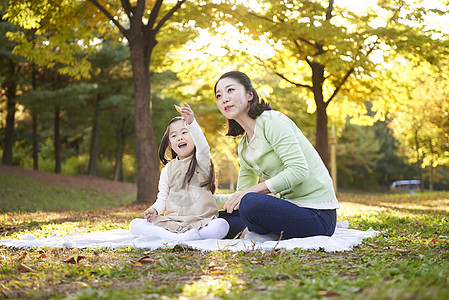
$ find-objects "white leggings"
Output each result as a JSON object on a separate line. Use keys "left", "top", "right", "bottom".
{"left": 129, "top": 218, "right": 229, "bottom": 241}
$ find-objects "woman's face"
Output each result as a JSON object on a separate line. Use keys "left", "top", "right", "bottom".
{"left": 168, "top": 120, "right": 195, "bottom": 160}
{"left": 215, "top": 77, "right": 253, "bottom": 120}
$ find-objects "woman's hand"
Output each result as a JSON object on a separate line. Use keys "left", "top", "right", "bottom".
{"left": 144, "top": 207, "right": 158, "bottom": 222}
{"left": 224, "top": 190, "right": 249, "bottom": 213}
{"left": 224, "top": 182, "right": 271, "bottom": 213}
{"left": 179, "top": 102, "right": 194, "bottom": 125}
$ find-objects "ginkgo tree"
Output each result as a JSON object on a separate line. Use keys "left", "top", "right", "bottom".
{"left": 216, "top": 0, "right": 449, "bottom": 167}
{"left": 5, "top": 0, "right": 217, "bottom": 203}
{"left": 382, "top": 60, "right": 449, "bottom": 191}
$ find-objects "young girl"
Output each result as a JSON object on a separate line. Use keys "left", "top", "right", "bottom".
{"left": 129, "top": 103, "right": 229, "bottom": 241}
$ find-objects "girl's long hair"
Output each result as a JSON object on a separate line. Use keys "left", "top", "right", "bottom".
{"left": 214, "top": 71, "right": 271, "bottom": 136}
{"left": 158, "top": 117, "right": 216, "bottom": 194}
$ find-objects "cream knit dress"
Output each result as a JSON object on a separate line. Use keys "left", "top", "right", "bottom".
{"left": 153, "top": 157, "right": 218, "bottom": 233}
{"left": 151, "top": 119, "right": 218, "bottom": 233}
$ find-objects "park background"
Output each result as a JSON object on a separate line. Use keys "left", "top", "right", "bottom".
{"left": 1, "top": 0, "right": 449, "bottom": 201}
{"left": 1, "top": 1, "right": 449, "bottom": 299}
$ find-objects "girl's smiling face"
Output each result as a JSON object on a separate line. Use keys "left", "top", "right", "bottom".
{"left": 168, "top": 119, "right": 195, "bottom": 160}
{"left": 215, "top": 77, "right": 253, "bottom": 120}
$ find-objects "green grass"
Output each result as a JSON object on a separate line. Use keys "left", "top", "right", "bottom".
{"left": 0, "top": 173, "right": 135, "bottom": 213}
{"left": 0, "top": 171, "right": 448, "bottom": 299}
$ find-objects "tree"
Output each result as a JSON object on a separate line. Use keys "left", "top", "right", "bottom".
{"left": 218, "top": 0, "right": 449, "bottom": 167}
{"left": 382, "top": 60, "right": 449, "bottom": 191}
{"left": 85, "top": 0, "right": 161, "bottom": 201}
{"left": 337, "top": 121, "right": 383, "bottom": 190}
{"left": 88, "top": 0, "right": 220, "bottom": 202}
{"left": 22, "top": 79, "right": 96, "bottom": 172}
{"left": 372, "top": 119, "right": 412, "bottom": 192}
{"left": 0, "top": 3, "right": 22, "bottom": 165}
{"left": 86, "top": 39, "right": 131, "bottom": 176}
{"left": 4, "top": 0, "right": 105, "bottom": 171}
{"left": 5, "top": 0, "right": 217, "bottom": 203}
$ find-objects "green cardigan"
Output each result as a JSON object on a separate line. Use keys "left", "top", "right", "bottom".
{"left": 237, "top": 110, "right": 338, "bottom": 208}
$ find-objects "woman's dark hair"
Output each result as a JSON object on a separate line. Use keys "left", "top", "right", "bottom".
{"left": 158, "top": 117, "right": 216, "bottom": 194}
{"left": 214, "top": 71, "right": 271, "bottom": 136}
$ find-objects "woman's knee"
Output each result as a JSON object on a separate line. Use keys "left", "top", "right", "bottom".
{"left": 240, "top": 192, "right": 264, "bottom": 206}
{"left": 239, "top": 192, "right": 265, "bottom": 216}
{"left": 324, "top": 210, "right": 337, "bottom": 236}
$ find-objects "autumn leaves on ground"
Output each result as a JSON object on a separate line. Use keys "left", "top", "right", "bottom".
{"left": 1, "top": 166, "right": 448, "bottom": 299}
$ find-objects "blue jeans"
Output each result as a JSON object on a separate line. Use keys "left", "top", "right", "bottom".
{"left": 218, "top": 192, "right": 337, "bottom": 239}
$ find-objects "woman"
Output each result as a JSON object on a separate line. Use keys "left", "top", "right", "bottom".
{"left": 215, "top": 71, "right": 339, "bottom": 240}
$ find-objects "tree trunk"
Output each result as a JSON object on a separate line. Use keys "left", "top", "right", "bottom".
{"left": 380, "top": 173, "right": 386, "bottom": 192}
{"left": 54, "top": 104, "right": 61, "bottom": 173}
{"left": 113, "top": 135, "right": 124, "bottom": 182}
{"left": 113, "top": 116, "right": 127, "bottom": 182}
{"left": 88, "top": 95, "right": 101, "bottom": 176}
{"left": 428, "top": 138, "right": 434, "bottom": 192}
{"left": 113, "top": 145, "right": 124, "bottom": 182}
{"left": 2, "top": 60, "right": 18, "bottom": 166}
{"left": 428, "top": 161, "right": 434, "bottom": 192}
{"left": 342, "top": 171, "right": 347, "bottom": 189}
{"left": 414, "top": 129, "right": 423, "bottom": 192}
{"left": 32, "top": 112, "right": 39, "bottom": 170}
{"left": 311, "top": 62, "right": 329, "bottom": 168}
{"left": 129, "top": 38, "right": 160, "bottom": 204}
{"left": 2, "top": 89, "right": 16, "bottom": 166}
{"left": 363, "top": 173, "right": 368, "bottom": 190}
{"left": 32, "top": 65, "right": 39, "bottom": 171}
{"left": 86, "top": 0, "right": 187, "bottom": 203}
{"left": 385, "top": 175, "right": 391, "bottom": 191}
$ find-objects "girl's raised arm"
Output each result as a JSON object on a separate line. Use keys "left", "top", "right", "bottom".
{"left": 187, "top": 119, "right": 210, "bottom": 175}
{"left": 179, "top": 103, "right": 210, "bottom": 174}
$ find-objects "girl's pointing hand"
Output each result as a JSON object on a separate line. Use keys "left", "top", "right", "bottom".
{"left": 179, "top": 102, "right": 194, "bottom": 125}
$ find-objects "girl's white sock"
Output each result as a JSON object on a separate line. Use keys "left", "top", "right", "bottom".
{"left": 198, "top": 218, "right": 230, "bottom": 240}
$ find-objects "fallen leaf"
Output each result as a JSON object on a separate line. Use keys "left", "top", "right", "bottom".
{"left": 318, "top": 290, "right": 340, "bottom": 296}
{"left": 389, "top": 247, "right": 410, "bottom": 253}
{"left": 18, "top": 263, "right": 36, "bottom": 273}
{"left": 158, "top": 246, "right": 174, "bottom": 251}
{"left": 137, "top": 257, "right": 157, "bottom": 264}
{"left": 38, "top": 253, "right": 47, "bottom": 259}
{"left": 14, "top": 252, "right": 27, "bottom": 261}
{"left": 209, "top": 270, "right": 226, "bottom": 275}
{"left": 182, "top": 254, "right": 194, "bottom": 258}
{"left": 63, "top": 255, "right": 86, "bottom": 264}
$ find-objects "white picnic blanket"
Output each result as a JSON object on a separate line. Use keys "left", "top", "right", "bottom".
{"left": 0, "top": 227, "right": 378, "bottom": 252}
